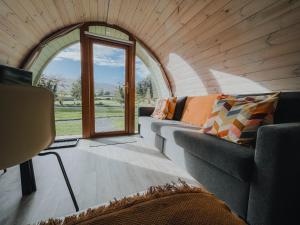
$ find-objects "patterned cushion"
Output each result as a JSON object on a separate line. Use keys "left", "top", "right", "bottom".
{"left": 151, "top": 97, "right": 177, "bottom": 120}
{"left": 151, "top": 98, "right": 169, "bottom": 119}
{"left": 203, "top": 93, "right": 279, "bottom": 145}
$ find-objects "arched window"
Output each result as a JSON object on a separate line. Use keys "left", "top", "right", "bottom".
{"left": 25, "top": 23, "right": 171, "bottom": 137}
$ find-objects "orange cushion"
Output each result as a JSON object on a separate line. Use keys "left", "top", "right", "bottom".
{"left": 181, "top": 94, "right": 219, "bottom": 126}
{"left": 166, "top": 96, "right": 177, "bottom": 119}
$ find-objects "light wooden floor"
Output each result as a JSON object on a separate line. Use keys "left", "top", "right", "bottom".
{"left": 0, "top": 136, "right": 200, "bottom": 225}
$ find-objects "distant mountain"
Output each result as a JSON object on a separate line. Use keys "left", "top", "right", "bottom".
{"left": 94, "top": 82, "right": 117, "bottom": 93}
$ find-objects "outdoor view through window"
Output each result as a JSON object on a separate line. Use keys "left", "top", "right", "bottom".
{"left": 38, "top": 42, "right": 158, "bottom": 137}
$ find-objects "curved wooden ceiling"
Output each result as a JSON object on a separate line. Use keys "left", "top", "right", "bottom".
{"left": 0, "top": 0, "right": 300, "bottom": 95}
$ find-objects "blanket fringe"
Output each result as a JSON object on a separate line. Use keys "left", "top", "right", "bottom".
{"left": 37, "top": 179, "right": 210, "bottom": 225}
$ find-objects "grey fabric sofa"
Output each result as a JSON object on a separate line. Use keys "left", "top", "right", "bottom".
{"left": 138, "top": 92, "right": 300, "bottom": 225}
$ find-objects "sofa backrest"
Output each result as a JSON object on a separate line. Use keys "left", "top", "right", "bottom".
{"left": 174, "top": 92, "right": 299, "bottom": 126}
{"left": 274, "top": 92, "right": 300, "bottom": 124}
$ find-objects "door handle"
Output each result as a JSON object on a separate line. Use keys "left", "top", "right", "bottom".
{"left": 123, "top": 82, "right": 129, "bottom": 95}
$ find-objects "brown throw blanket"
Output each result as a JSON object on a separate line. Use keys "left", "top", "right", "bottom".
{"left": 38, "top": 181, "right": 246, "bottom": 225}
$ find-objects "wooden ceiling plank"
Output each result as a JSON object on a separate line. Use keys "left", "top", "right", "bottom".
{"left": 157, "top": 0, "right": 216, "bottom": 48}
{"left": 127, "top": 0, "right": 146, "bottom": 31}
{"left": 259, "top": 77, "right": 300, "bottom": 91}
{"left": 0, "top": 42, "right": 24, "bottom": 65}
{"left": 107, "top": 0, "right": 122, "bottom": 25}
{"left": 0, "top": 0, "right": 42, "bottom": 43}
{"left": 53, "top": 0, "right": 74, "bottom": 25}
{"left": 142, "top": 0, "right": 183, "bottom": 43}
{"left": 117, "top": 0, "right": 140, "bottom": 29}
{"left": 186, "top": 51, "right": 300, "bottom": 83}
{"left": 41, "top": 0, "right": 66, "bottom": 27}
{"left": 178, "top": 17, "right": 300, "bottom": 65}
{"left": 83, "top": 0, "right": 91, "bottom": 22}
{"left": 177, "top": 0, "right": 298, "bottom": 62}
{"left": 148, "top": 0, "right": 203, "bottom": 49}
{"left": 0, "top": 1, "right": 41, "bottom": 42}
{"left": 88, "top": 0, "right": 97, "bottom": 22}
{"left": 29, "top": 0, "right": 57, "bottom": 32}
{"left": 130, "top": 0, "right": 160, "bottom": 33}
{"left": 61, "top": 0, "right": 78, "bottom": 24}
{"left": 157, "top": 0, "right": 246, "bottom": 58}
{"left": 0, "top": 20, "right": 32, "bottom": 50}
{"left": 244, "top": 65, "right": 300, "bottom": 82}
{"left": 135, "top": 0, "right": 170, "bottom": 37}
{"left": 164, "top": 0, "right": 275, "bottom": 61}
{"left": 18, "top": 0, "right": 53, "bottom": 36}
{"left": 174, "top": 5, "right": 300, "bottom": 71}
{"left": 72, "top": 0, "right": 85, "bottom": 23}
{"left": 0, "top": 28, "right": 28, "bottom": 52}
{"left": 196, "top": 0, "right": 299, "bottom": 49}
{"left": 97, "top": 0, "right": 110, "bottom": 22}
{"left": 173, "top": 64, "right": 300, "bottom": 85}
{"left": 0, "top": 0, "right": 299, "bottom": 93}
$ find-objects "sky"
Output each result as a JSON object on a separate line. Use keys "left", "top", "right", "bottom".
{"left": 43, "top": 43, "right": 149, "bottom": 85}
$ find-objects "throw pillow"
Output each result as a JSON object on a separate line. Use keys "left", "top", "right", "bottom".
{"left": 166, "top": 96, "right": 177, "bottom": 120}
{"left": 181, "top": 94, "right": 219, "bottom": 127}
{"left": 151, "top": 98, "right": 169, "bottom": 119}
{"left": 151, "top": 97, "right": 177, "bottom": 120}
{"left": 203, "top": 93, "right": 279, "bottom": 145}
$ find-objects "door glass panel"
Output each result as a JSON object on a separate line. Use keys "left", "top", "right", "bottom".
{"left": 92, "top": 43, "right": 126, "bottom": 133}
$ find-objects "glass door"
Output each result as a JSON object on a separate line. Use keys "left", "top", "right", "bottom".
{"left": 90, "top": 41, "right": 128, "bottom": 136}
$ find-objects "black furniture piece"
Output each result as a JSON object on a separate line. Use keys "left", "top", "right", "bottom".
{"left": 20, "top": 160, "right": 37, "bottom": 195}
{"left": 138, "top": 92, "right": 300, "bottom": 225}
{"left": 38, "top": 151, "right": 79, "bottom": 211}
{"left": 18, "top": 151, "right": 79, "bottom": 212}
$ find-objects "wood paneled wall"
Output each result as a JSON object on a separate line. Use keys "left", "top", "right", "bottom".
{"left": 0, "top": 0, "right": 299, "bottom": 95}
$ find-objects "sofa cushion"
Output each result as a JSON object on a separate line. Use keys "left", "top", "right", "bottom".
{"left": 181, "top": 94, "right": 219, "bottom": 126}
{"left": 151, "top": 98, "right": 169, "bottom": 119}
{"left": 151, "top": 119, "right": 200, "bottom": 137}
{"left": 173, "top": 96, "right": 187, "bottom": 121}
{"left": 174, "top": 130, "right": 254, "bottom": 182}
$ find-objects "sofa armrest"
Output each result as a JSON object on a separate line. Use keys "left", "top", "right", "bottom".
{"left": 247, "top": 123, "right": 300, "bottom": 225}
{"left": 138, "top": 107, "right": 155, "bottom": 117}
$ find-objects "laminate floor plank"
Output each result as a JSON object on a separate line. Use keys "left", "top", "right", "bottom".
{"left": 0, "top": 137, "right": 200, "bottom": 225}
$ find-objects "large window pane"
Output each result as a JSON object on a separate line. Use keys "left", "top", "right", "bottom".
{"left": 37, "top": 43, "right": 82, "bottom": 137}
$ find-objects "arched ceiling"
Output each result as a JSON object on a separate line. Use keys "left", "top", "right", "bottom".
{"left": 0, "top": 0, "right": 300, "bottom": 95}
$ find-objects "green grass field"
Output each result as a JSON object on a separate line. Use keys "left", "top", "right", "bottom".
{"left": 54, "top": 99, "right": 151, "bottom": 136}
{"left": 55, "top": 106, "right": 124, "bottom": 120}
{"left": 55, "top": 120, "right": 82, "bottom": 136}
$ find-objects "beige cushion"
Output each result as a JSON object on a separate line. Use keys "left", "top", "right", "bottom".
{"left": 0, "top": 84, "right": 55, "bottom": 169}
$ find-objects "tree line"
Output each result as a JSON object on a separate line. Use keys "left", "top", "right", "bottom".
{"left": 37, "top": 75, "right": 155, "bottom": 106}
